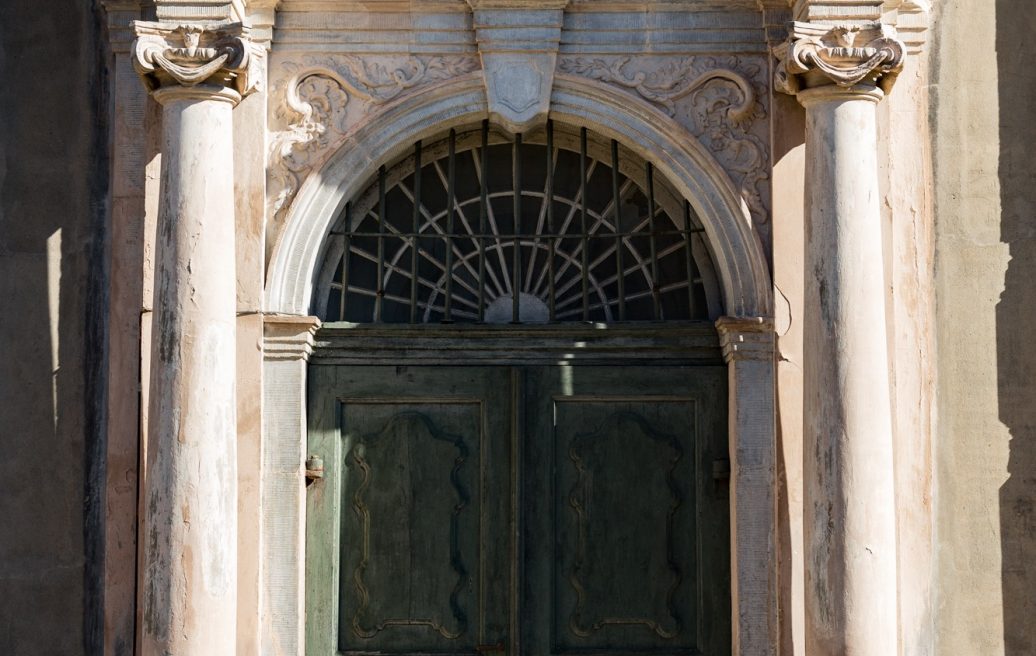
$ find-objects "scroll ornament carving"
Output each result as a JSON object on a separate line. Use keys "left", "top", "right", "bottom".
{"left": 267, "top": 56, "right": 480, "bottom": 224}
{"left": 132, "top": 22, "right": 256, "bottom": 96}
{"left": 775, "top": 23, "right": 906, "bottom": 95}
{"left": 558, "top": 56, "right": 770, "bottom": 225}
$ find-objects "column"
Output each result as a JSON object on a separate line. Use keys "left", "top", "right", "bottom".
{"left": 776, "top": 22, "right": 905, "bottom": 656}
{"left": 131, "top": 21, "right": 255, "bottom": 655}
{"left": 716, "top": 317, "right": 778, "bottom": 655}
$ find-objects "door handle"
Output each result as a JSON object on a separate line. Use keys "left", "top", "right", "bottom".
{"left": 476, "top": 642, "right": 505, "bottom": 655}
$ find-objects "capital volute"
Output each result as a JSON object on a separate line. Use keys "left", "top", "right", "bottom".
{"left": 775, "top": 22, "right": 905, "bottom": 96}
{"left": 132, "top": 21, "right": 258, "bottom": 101}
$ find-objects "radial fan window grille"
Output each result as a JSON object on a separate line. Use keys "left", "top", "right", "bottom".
{"left": 315, "top": 122, "right": 722, "bottom": 324}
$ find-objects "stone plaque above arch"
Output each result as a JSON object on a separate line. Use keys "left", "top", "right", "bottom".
{"left": 467, "top": 0, "right": 569, "bottom": 134}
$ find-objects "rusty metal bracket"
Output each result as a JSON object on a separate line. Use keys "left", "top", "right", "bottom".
{"left": 305, "top": 455, "right": 324, "bottom": 483}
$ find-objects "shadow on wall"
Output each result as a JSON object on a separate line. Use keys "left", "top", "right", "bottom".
{"left": 996, "top": 1, "right": 1036, "bottom": 654}
{"left": 0, "top": 2, "right": 109, "bottom": 655}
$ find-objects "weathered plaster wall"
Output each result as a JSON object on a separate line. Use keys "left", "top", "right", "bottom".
{"left": 0, "top": 2, "right": 109, "bottom": 655}
{"left": 931, "top": 1, "right": 1036, "bottom": 653}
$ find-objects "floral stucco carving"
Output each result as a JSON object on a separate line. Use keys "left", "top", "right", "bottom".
{"left": 267, "top": 55, "right": 480, "bottom": 225}
{"left": 559, "top": 56, "right": 771, "bottom": 225}
{"left": 775, "top": 22, "right": 905, "bottom": 94}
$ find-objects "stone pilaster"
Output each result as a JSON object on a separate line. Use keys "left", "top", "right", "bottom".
{"left": 132, "top": 21, "right": 255, "bottom": 655}
{"left": 775, "top": 20, "right": 904, "bottom": 656}
{"left": 717, "top": 317, "right": 778, "bottom": 656}
{"left": 101, "top": 4, "right": 149, "bottom": 654}
{"left": 262, "top": 315, "right": 320, "bottom": 656}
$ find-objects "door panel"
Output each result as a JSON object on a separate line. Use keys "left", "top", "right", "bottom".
{"left": 307, "top": 364, "right": 729, "bottom": 656}
{"left": 554, "top": 400, "right": 698, "bottom": 651}
{"left": 340, "top": 402, "right": 479, "bottom": 650}
{"left": 307, "top": 366, "right": 515, "bottom": 656}
{"left": 523, "top": 366, "right": 730, "bottom": 656}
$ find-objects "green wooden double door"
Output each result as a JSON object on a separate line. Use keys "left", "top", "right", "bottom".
{"left": 307, "top": 365, "right": 730, "bottom": 655}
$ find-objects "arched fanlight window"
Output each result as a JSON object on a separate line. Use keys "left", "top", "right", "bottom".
{"left": 314, "top": 121, "right": 723, "bottom": 324}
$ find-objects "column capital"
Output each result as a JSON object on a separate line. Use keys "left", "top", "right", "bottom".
{"left": 132, "top": 21, "right": 258, "bottom": 101}
{"left": 774, "top": 21, "right": 905, "bottom": 96}
{"left": 716, "top": 316, "right": 775, "bottom": 364}
{"left": 264, "top": 314, "right": 321, "bottom": 362}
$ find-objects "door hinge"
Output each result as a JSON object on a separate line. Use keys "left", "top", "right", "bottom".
{"left": 305, "top": 455, "right": 325, "bottom": 483}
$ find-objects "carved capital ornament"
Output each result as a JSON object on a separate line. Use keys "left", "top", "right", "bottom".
{"left": 132, "top": 21, "right": 257, "bottom": 101}
{"left": 775, "top": 22, "right": 905, "bottom": 95}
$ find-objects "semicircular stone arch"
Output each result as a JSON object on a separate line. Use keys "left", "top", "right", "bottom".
{"left": 265, "top": 73, "right": 772, "bottom": 319}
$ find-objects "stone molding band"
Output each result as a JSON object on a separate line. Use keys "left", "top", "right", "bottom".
{"left": 775, "top": 22, "right": 905, "bottom": 96}
{"left": 132, "top": 21, "right": 257, "bottom": 100}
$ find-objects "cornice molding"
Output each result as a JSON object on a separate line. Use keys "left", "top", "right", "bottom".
{"left": 132, "top": 21, "right": 259, "bottom": 100}
{"left": 884, "top": 0, "right": 930, "bottom": 54}
{"left": 774, "top": 21, "right": 904, "bottom": 95}
{"left": 716, "top": 316, "right": 775, "bottom": 363}
{"left": 151, "top": 0, "right": 237, "bottom": 23}
{"left": 466, "top": 0, "right": 569, "bottom": 7}
{"left": 792, "top": 0, "right": 884, "bottom": 25}
{"left": 102, "top": 1, "right": 144, "bottom": 53}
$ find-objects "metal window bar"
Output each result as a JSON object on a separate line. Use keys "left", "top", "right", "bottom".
{"left": 375, "top": 167, "right": 386, "bottom": 322}
{"left": 443, "top": 129, "right": 458, "bottom": 322}
{"left": 410, "top": 141, "right": 422, "bottom": 324}
{"left": 546, "top": 120, "right": 556, "bottom": 322}
{"left": 478, "top": 120, "right": 489, "bottom": 322}
{"left": 512, "top": 132, "right": 523, "bottom": 323}
{"left": 683, "top": 199, "right": 698, "bottom": 319}
{"left": 646, "top": 162, "right": 661, "bottom": 320}
{"left": 579, "top": 127, "right": 590, "bottom": 321}
{"left": 338, "top": 203, "right": 351, "bottom": 321}
{"left": 610, "top": 139, "right": 626, "bottom": 321}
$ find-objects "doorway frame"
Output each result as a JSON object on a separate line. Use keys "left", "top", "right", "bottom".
{"left": 263, "top": 316, "right": 774, "bottom": 654}
{"left": 303, "top": 325, "right": 733, "bottom": 655}
{"left": 262, "top": 66, "right": 776, "bottom": 656}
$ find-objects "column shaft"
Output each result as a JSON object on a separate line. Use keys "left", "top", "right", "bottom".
{"left": 142, "top": 87, "right": 239, "bottom": 655}
{"left": 801, "top": 86, "right": 897, "bottom": 655}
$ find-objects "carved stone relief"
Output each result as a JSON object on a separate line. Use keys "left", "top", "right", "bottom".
{"left": 133, "top": 21, "right": 259, "bottom": 96}
{"left": 267, "top": 55, "right": 481, "bottom": 227}
{"left": 775, "top": 22, "right": 905, "bottom": 94}
{"left": 559, "top": 56, "right": 771, "bottom": 228}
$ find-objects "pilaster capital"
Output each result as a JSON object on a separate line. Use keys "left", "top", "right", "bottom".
{"left": 716, "top": 316, "right": 775, "bottom": 364}
{"left": 264, "top": 314, "right": 321, "bottom": 362}
{"left": 132, "top": 21, "right": 259, "bottom": 101}
{"left": 774, "top": 21, "right": 905, "bottom": 96}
